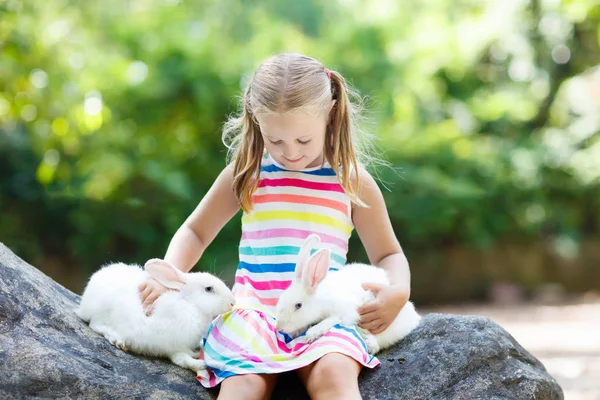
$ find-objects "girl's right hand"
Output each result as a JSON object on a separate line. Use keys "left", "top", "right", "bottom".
{"left": 138, "top": 278, "right": 170, "bottom": 316}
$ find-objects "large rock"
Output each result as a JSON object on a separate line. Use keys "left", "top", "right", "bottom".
{"left": 0, "top": 243, "right": 563, "bottom": 399}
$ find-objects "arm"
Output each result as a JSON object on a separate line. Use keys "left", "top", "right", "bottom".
{"left": 352, "top": 167, "right": 411, "bottom": 333}
{"left": 164, "top": 164, "right": 241, "bottom": 272}
{"left": 139, "top": 165, "right": 240, "bottom": 312}
{"left": 352, "top": 168, "right": 410, "bottom": 292}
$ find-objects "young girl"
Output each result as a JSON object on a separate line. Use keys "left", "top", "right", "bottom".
{"left": 138, "top": 53, "right": 411, "bottom": 400}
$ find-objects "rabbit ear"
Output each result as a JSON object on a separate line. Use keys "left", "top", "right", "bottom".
{"left": 295, "top": 234, "right": 322, "bottom": 279}
{"left": 144, "top": 259, "right": 186, "bottom": 290}
{"left": 302, "top": 248, "right": 330, "bottom": 294}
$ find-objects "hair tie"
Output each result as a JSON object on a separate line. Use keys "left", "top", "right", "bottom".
{"left": 325, "top": 68, "right": 331, "bottom": 79}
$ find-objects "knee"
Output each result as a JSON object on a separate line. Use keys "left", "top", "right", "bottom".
{"left": 218, "top": 374, "right": 274, "bottom": 400}
{"left": 305, "top": 354, "right": 361, "bottom": 397}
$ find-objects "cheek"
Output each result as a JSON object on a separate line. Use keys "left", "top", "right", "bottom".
{"left": 264, "top": 143, "right": 280, "bottom": 155}
{"left": 307, "top": 141, "right": 324, "bottom": 156}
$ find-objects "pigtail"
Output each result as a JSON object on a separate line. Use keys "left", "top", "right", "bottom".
{"left": 325, "top": 70, "right": 366, "bottom": 207}
{"left": 222, "top": 87, "right": 264, "bottom": 213}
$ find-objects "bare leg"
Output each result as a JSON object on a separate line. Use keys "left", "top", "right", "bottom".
{"left": 297, "top": 353, "right": 362, "bottom": 400}
{"left": 217, "top": 373, "right": 279, "bottom": 400}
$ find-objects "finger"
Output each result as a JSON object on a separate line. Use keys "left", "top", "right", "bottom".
{"left": 359, "top": 317, "right": 382, "bottom": 329}
{"left": 359, "top": 318, "right": 382, "bottom": 331}
{"left": 145, "top": 304, "right": 154, "bottom": 317}
{"left": 139, "top": 287, "right": 152, "bottom": 302}
{"left": 370, "top": 324, "right": 386, "bottom": 335}
{"left": 359, "top": 310, "right": 379, "bottom": 324}
{"left": 144, "top": 292, "right": 158, "bottom": 306}
{"left": 358, "top": 320, "right": 377, "bottom": 330}
{"left": 142, "top": 293, "right": 158, "bottom": 310}
{"left": 361, "top": 282, "right": 384, "bottom": 294}
{"left": 358, "top": 302, "right": 379, "bottom": 315}
{"left": 143, "top": 297, "right": 158, "bottom": 316}
{"left": 138, "top": 282, "right": 147, "bottom": 292}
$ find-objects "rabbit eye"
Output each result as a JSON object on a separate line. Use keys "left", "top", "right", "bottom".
{"left": 205, "top": 286, "right": 214, "bottom": 293}
{"left": 294, "top": 302, "right": 302, "bottom": 310}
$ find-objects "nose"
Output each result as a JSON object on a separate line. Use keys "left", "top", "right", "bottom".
{"left": 283, "top": 146, "right": 300, "bottom": 159}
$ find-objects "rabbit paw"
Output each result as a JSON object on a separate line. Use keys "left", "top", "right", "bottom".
{"left": 364, "top": 335, "right": 380, "bottom": 354}
{"left": 171, "top": 352, "right": 207, "bottom": 373}
{"left": 108, "top": 336, "right": 129, "bottom": 352}
{"left": 358, "top": 328, "right": 379, "bottom": 354}
{"left": 304, "top": 326, "right": 327, "bottom": 343}
{"left": 92, "top": 324, "right": 128, "bottom": 352}
{"left": 114, "top": 341, "right": 129, "bottom": 352}
{"left": 188, "top": 359, "right": 207, "bottom": 373}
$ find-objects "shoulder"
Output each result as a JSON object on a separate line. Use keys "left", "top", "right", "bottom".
{"left": 349, "top": 165, "right": 382, "bottom": 209}
{"left": 220, "top": 163, "right": 235, "bottom": 182}
{"left": 208, "top": 163, "right": 236, "bottom": 198}
{"left": 350, "top": 164, "right": 374, "bottom": 184}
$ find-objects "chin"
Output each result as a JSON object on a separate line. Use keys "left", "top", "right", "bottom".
{"left": 280, "top": 161, "right": 304, "bottom": 170}
{"left": 283, "top": 158, "right": 319, "bottom": 170}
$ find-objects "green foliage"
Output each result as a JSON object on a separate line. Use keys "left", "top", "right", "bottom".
{"left": 1, "top": 0, "right": 599, "bottom": 294}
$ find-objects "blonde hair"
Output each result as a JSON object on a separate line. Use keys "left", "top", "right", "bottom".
{"left": 223, "top": 53, "right": 375, "bottom": 213}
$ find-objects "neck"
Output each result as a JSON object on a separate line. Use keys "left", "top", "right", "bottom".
{"left": 305, "top": 154, "right": 325, "bottom": 168}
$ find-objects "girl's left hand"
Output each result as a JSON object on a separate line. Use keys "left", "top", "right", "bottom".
{"left": 358, "top": 283, "right": 410, "bottom": 334}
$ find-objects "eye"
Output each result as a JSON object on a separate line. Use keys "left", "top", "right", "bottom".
{"left": 297, "top": 139, "right": 311, "bottom": 145}
{"left": 269, "top": 140, "right": 283, "bottom": 145}
{"left": 205, "top": 286, "right": 214, "bottom": 293}
{"left": 294, "top": 302, "right": 302, "bottom": 310}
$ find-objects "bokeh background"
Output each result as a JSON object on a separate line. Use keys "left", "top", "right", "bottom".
{"left": 2, "top": 0, "right": 599, "bottom": 301}
{"left": 1, "top": 0, "right": 600, "bottom": 398}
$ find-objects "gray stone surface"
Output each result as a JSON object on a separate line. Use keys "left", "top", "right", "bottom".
{"left": 0, "top": 243, "right": 563, "bottom": 399}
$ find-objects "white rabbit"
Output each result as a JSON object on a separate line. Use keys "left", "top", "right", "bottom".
{"left": 275, "top": 234, "right": 421, "bottom": 354}
{"left": 76, "top": 259, "right": 235, "bottom": 373}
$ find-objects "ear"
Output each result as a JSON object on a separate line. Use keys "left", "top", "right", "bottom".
{"left": 295, "top": 234, "right": 322, "bottom": 279}
{"left": 302, "top": 249, "right": 330, "bottom": 294}
{"left": 144, "top": 259, "right": 186, "bottom": 290}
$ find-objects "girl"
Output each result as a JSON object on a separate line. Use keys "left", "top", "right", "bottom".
{"left": 139, "top": 53, "right": 411, "bottom": 400}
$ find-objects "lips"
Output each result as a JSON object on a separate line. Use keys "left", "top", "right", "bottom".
{"left": 284, "top": 156, "right": 303, "bottom": 163}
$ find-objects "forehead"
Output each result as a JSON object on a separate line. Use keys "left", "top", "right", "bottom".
{"left": 256, "top": 111, "right": 327, "bottom": 139}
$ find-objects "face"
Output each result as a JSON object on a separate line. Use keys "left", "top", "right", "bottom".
{"left": 275, "top": 284, "right": 319, "bottom": 336}
{"left": 256, "top": 110, "right": 329, "bottom": 170}
{"left": 185, "top": 273, "right": 236, "bottom": 317}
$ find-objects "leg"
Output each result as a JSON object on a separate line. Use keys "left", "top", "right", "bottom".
{"left": 170, "top": 351, "right": 206, "bottom": 373}
{"left": 90, "top": 322, "right": 129, "bottom": 351}
{"left": 297, "top": 353, "right": 362, "bottom": 400}
{"left": 218, "top": 373, "right": 278, "bottom": 400}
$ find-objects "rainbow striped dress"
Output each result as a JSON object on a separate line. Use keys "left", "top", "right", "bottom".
{"left": 196, "top": 153, "right": 380, "bottom": 388}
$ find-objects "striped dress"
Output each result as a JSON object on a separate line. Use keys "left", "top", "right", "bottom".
{"left": 196, "top": 153, "right": 380, "bottom": 388}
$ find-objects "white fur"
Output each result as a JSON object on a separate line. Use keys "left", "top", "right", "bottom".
{"left": 275, "top": 235, "right": 421, "bottom": 354}
{"left": 76, "top": 259, "right": 235, "bottom": 373}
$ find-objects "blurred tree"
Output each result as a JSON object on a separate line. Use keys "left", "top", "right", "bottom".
{"left": 1, "top": 0, "right": 599, "bottom": 301}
